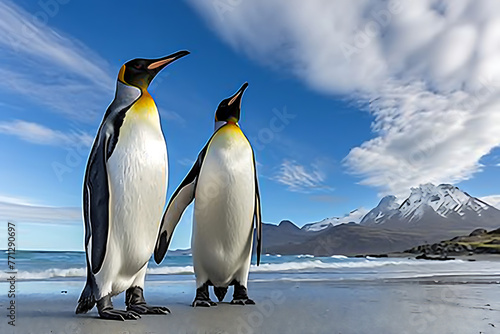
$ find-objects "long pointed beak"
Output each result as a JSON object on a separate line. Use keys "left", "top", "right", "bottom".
{"left": 147, "top": 50, "right": 190, "bottom": 73}
{"left": 228, "top": 82, "right": 249, "bottom": 106}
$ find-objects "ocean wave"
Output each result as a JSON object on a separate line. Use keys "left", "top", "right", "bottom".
{"left": 0, "top": 266, "right": 196, "bottom": 280}
{"left": 0, "top": 267, "right": 86, "bottom": 280}
{"left": 147, "top": 266, "right": 194, "bottom": 275}
{"left": 0, "top": 258, "right": 470, "bottom": 280}
{"left": 249, "top": 259, "right": 464, "bottom": 272}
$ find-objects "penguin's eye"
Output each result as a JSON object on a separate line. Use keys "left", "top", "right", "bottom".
{"left": 134, "top": 64, "right": 142, "bottom": 69}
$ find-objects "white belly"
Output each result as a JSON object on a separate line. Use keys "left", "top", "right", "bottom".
{"left": 101, "top": 112, "right": 167, "bottom": 293}
{"left": 192, "top": 124, "right": 255, "bottom": 286}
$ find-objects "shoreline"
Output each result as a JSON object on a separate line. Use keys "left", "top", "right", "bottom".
{"left": 1, "top": 273, "right": 500, "bottom": 334}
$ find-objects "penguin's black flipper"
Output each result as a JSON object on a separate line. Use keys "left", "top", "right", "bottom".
{"left": 75, "top": 280, "right": 96, "bottom": 314}
{"left": 252, "top": 149, "right": 262, "bottom": 266}
{"left": 83, "top": 83, "right": 140, "bottom": 275}
{"left": 154, "top": 125, "right": 230, "bottom": 263}
{"left": 75, "top": 278, "right": 96, "bottom": 314}
{"left": 155, "top": 143, "right": 210, "bottom": 264}
{"left": 83, "top": 128, "right": 113, "bottom": 275}
{"left": 76, "top": 260, "right": 98, "bottom": 314}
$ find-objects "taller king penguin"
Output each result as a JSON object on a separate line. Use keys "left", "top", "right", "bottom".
{"left": 154, "top": 83, "right": 262, "bottom": 307}
{"left": 75, "top": 50, "right": 190, "bottom": 320}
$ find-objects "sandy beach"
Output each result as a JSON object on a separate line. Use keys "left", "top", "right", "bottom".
{"left": 1, "top": 273, "right": 499, "bottom": 334}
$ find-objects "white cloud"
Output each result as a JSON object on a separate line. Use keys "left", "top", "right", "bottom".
{"left": 0, "top": 194, "right": 38, "bottom": 206}
{"left": 159, "top": 108, "right": 186, "bottom": 125}
{"left": 177, "top": 158, "right": 195, "bottom": 167}
{"left": 188, "top": 0, "right": 500, "bottom": 197}
{"left": 273, "top": 160, "right": 332, "bottom": 193}
{"left": 0, "top": 0, "right": 114, "bottom": 121}
{"left": 0, "top": 200, "right": 81, "bottom": 224}
{"left": 480, "top": 195, "right": 500, "bottom": 210}
{"left": 0, "top": 120, "right": 93, "bottom": 148}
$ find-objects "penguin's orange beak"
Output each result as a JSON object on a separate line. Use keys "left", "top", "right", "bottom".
{"left": 147, "top": 50, "right": 190, "bottom": 74}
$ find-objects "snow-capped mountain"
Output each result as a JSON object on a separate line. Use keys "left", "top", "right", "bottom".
{"left": 302, "top": 208, "right": 368, "bottom": 232}
{"left": 360, "top": 195, "right": 400, "bottom": 226}
{"left": 360, "top": 183, "right": 500, "bottom": 231}
{"left": 399, "top": 183, "right": 489, "bottom": 221}
{"left": 261, "top": 183, "right": 500, "bottom": 256}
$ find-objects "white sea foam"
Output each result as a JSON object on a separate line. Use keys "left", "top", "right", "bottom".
{"left": 0, "top": 267, "right": 86, "bottom": 280}
{"left": 249, "top": 259, "right": 450, "bottom": 272}
{"left": 146, "top": 266, "right": 194, "bottom": 275}
{"left": 3, "top": 258, "right": 496, "bottom": 281}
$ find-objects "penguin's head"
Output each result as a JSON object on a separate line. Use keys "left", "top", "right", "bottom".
{"left": 118, "top": 50, "right": 190, "bottom": 89}
{"left": 214, "top": 82, "right": 249, "bottom": 129}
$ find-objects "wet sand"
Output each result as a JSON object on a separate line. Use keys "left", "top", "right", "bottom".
{"left": 1, "top": 275, "right": 500, "bottom": 334}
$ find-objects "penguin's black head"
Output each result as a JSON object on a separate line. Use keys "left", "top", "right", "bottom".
{"left": 118, "top": 50, "right": 190, "bottom": 89}
{"left": 215, "top": 82, "right": 249, "bottom": 126}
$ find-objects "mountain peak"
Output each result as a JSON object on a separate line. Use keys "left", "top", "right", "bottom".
{"left": 278, "top": 220, "right": 300, "bottom": 231}
{"left": 378, "top": 195, "right": 399, "bottom": 208}
{"left": 301, "top": 208, "right": 369, "bottom": 232}
{"left": 360, "top": 195, "right": 400, "bottom": 226}
{"left": 361, "top": 183, "right": 499, "bottom": 229}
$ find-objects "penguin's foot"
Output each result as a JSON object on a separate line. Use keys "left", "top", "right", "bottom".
{"left": 97, "top": 295, "right": 141, "bottom": 321}
{"left": 230, "top": 282, "right": 255, "bottom": 305}
{"left": 192, "top": 300, "right": 217, "bottom": 307}
{"left": 192, "top": 282, "right": 217, "bottom": 307}
{"left": 127, "top": 303, "right": 170, "bottom": 314}
{"left": 125, "top": 286, "right": 170, "bottom": 315}
{"left": 231, "top": 298, "right": 256, "bottom": 305}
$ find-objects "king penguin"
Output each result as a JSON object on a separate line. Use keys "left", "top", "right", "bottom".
{"left": 75, "top": 50, "right": 190, "bottom": 320}
{"left": 154, "top": 82, "right": 262, "bottom": 307}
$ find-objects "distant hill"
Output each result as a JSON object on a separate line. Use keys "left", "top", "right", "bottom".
{"left": 260, "top": 183, "right": 500, "bottom": 256}
{"left": 405, "top": 227, "right": 500, "bottom": 256}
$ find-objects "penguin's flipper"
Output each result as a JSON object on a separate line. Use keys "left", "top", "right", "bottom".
{"left": 155, "top": 145, "right": 209, "bottom": 263}
{"left": 83, "top": 125, "right": 116, "bottom": 275}
{"left": 252, "top": 150, "right": 262, "bottom": 266}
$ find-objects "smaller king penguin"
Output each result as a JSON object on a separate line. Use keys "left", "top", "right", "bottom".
{"left": 76, "top": 50, "right": 189, "bottom": 320}
{"left": 154, "top": 83, "right": 262, "bottom": 307}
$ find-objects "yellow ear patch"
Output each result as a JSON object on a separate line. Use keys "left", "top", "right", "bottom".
{"left": 118, "top": 65, "right": 127, "bottom": 84}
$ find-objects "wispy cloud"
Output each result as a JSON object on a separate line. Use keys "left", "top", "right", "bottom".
{"left": 0, "top": 0, "right": 114, "bottom": 122}
{"left": 480, "top": 195, "right": 500, "bottom": 210}
{"left": 188, "top": 0, "right": 500, "bottom": 197}
{"left": 177, "top": 158, "right": 195, "bottom": 167}
{"left": 272, "top": 160, "right": 332, "bottom": 193}
{"left": 0, "top": 120, "right": 93, "bottom": 148}
{"left": 0, "top": 198, "right": 81, "bottom": 224}
{"left": 159, "top": 108, "right": 186, "bottom": 125}
{"left": 0, "top": 194, "right": 38, "bottom": 206}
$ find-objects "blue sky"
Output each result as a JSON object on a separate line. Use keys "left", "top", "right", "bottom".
{"left": 1, "top": 0, "right": 500, "bottom": 251}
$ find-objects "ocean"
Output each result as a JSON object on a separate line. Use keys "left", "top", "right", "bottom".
{"left": 2, "top": 251, "right": 500, "bottom": 283}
